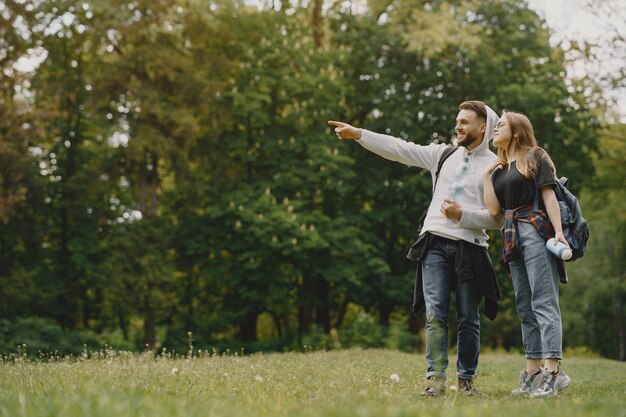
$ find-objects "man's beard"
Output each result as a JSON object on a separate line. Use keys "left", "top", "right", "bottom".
{"left": 457, "top": 131, "right": 481, "bottom": 148}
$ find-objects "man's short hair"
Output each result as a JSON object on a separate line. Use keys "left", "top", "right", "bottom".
{"left": 458, "top": 100, "right": 487, "bottom": 121}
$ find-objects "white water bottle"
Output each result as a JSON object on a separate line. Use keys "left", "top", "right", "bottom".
{"left": 546, "top": 238, "right": 572, "bottom": 260}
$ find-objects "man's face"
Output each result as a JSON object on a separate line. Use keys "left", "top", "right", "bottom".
{"left": 455, "top": 109, "right": 486, "bottom": 150}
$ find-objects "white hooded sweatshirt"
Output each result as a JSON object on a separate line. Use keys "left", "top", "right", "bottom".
{"left": 357, "top": 105, "right": 501, "bottom": 247}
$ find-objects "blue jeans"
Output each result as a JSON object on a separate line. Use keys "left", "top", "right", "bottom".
{"left": 421, "top": 235, "right": 481, "bottom": 380}
{"left": 509, "top": 221, "right": 563, "bottom": 359}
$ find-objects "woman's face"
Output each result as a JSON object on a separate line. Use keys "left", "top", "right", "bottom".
{"left": 493, "top": 115, "right": 512, "bottom": 148}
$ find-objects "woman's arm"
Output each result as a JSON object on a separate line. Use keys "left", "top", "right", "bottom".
{"left": 483, "top": 161, "right": 503, "bottom": 217}
{"left": 541, "top": 186, "right": 568, "bottom": 246}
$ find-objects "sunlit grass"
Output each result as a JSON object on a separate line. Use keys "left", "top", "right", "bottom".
{"left": 0, "top": 349, "right": 624, "bottom": 417}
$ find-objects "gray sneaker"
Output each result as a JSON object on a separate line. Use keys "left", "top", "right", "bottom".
{"left": 511, "top": 370, "right": 542, "bottom": 396}
{"left": 530, "top": 367, "right": 571, "bottom": 398}
{"left": 420, "top": 376, "right": 446, "bottom": 396}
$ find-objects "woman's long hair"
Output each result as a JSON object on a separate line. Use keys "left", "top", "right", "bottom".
{"left": 498, "top": 111, "right": 555, "bottom": 179}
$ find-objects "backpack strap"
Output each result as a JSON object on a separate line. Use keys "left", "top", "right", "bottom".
{"left": 432, "top": 146, "right": 459, "bottom": 195}
{"left": 408, "top": 145, "right": 459, "bottom": 262}
{"left": 414, "top": 146, "right": 459, "bottom": 229}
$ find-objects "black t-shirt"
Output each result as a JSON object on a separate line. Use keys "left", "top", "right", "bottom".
{"left": 492, "top": 155, "right": 556, "bottom": 210}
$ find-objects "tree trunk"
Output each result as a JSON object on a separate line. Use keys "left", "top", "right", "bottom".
{"left": 119, "top": 311, "right": 129, "bottom": 341}
{"left": 298, "top": 274, "right": 313, "bottom": 342}
{"left": 408, "top": 314, "right": 423, "bottom": 350}
{"left": 272, "top": 313, "right": 283, "bottom": 338}
{"left": 377, "top": 266, "right": 394, "bottom": 326}
{"left": 312, "top": 0, "right": 323, "bottom": 49}
{"left": 139, "top": 150, "right": 159, "bottom": 217}
{"left": 315, "top": 277, "right": 331, "bottom": 332}
{"left": 298, "top": 305, "right": 312, "bottom": 344}
{"left": 150, "top": 153, "right": 158, "bottom": 216}
{"left": 184, "top": 273, "right": 196, "bottom": 332}
{"left": 140, "top": 156, "right": 148, "bottom": 215}
{"left": 334, "top": 295, "right": 350, "bottom": 330}
{"left": 239, "top": 311, "right": 258, "bottom": 343}
{"left": 144, "top": 313, "right": 157, "bottom": 350}
{"left": 378, "top": 301, "right": 393, "bottom": 327}
{"left": 58, "top": 37, "right": 83, "bottom": 330}
{"left": 614, "top": 286, "right": 625, "bottom": 360}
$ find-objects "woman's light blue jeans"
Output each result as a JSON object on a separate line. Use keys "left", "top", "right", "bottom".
{"left": 509, "top": 221, "right": 563, "bottom": 359}
{"left": 421, "top": 235, "right": 481, "bottom": 381}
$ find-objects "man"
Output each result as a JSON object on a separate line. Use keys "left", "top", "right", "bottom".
{"left": 328, "top": 101, "right": 501, "bottom": 396}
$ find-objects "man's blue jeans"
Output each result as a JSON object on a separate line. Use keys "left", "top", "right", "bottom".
{"left": 421, "top": 235, "right": 481, "bottom": 380}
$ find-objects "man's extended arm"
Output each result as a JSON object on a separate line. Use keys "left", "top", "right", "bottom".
{"left": 328, "top": 120, "right": 441, "bottom": 170}
{"left": 356, "top": 129, "right": 442, "bottom": 170}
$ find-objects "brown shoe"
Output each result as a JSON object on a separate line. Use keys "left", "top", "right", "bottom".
{"left": 420, "top": 376, "right": 446, "bottom": 396}
{"left": 458, "top": 378, "right": 480, "bottom": 395}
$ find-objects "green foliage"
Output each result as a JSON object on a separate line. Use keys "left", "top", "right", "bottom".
{"left": 561, "top": 124, "right": 626, "bottom": 360}
{"left": 0, "top": 317, "right": 134, "bottom": 356}
{"left": 0, "top": 0, "right": 619, "bottom": 360}
{"left": 339, "top": 310, "right": 386, "bottom": 348}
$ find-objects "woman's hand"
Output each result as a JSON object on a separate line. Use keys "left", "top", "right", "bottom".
{"left": 483, "top": 159, "right": 504, "bottom": 217}
{"left": 484, "top": 159, "right": 504, "bottom": 177}
{"left": 553, "top": 231, "right": 570, "bottom": 248}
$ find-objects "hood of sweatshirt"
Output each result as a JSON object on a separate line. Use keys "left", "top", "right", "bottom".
{"left": 474, "top": 104, "right": 499, "bottom": 154}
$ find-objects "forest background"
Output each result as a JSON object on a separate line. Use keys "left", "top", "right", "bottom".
{"left": 0, "top": 0, "right": 624, "bottom": 360}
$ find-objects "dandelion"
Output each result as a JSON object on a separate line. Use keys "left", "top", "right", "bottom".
{"left": 390, "top": 373, "right": 400, "bottom": 382}
{"left": 223, "top": 372, "right": 229, "bottom": 377}
{"left": 449, "top": 384, "right": 458, "bottom": 392}
{"left": 255, "top": 375, "right": 264, "bottom": 382}
{"left": 171, "top": 368, "right": 179, "bottom": 375}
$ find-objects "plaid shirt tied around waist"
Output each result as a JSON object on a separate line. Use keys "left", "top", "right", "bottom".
{"left": 500, "top": 204, "right": 554, "bottom": 267}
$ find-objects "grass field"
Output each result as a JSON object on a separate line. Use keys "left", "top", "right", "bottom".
{"left": 0, "top": 349, "right": 624, "bottom": 417}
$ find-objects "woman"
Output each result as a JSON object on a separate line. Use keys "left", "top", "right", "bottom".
{"left": 483, "top": 111, "right": 571, "bottom": 398}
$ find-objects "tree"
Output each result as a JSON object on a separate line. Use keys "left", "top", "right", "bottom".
{"left": 562, "top": 124, "right": 626, "bottom": 360}
{"left": 0, "top": 1, "right": 46, "bottom": 319}
{"left": 0, "top": 0, "right": 610, "bottom": 357}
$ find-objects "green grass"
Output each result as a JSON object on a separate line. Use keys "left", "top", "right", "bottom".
{"left": 0, "top": 349, "right": 624, "bottom": 417}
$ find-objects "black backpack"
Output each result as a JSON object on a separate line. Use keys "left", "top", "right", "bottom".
{"left": 554, "top": 177, "right": 589, "bottom": 261}
{"left": 535, "top": 176, "right": 589, "bottom": 261}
